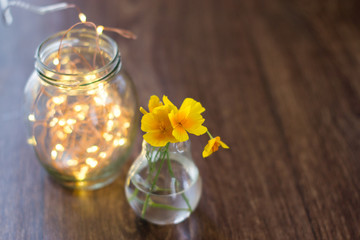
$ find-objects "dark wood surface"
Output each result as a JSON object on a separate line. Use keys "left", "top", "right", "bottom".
{"left": 1, "top": 0, "right": 360, "bottom": 239}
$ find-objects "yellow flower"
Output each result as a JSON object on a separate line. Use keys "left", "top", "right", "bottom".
{"left": 141, "top": 105, "right": 177, "bottom": 147}
{"left": 202, "top": 136, "right": 229, "bottom": 158}
{"left": 168, "top": 98, "right": 207, "bottom": 142}
{"left": 140, "top": 95, "right": 163, "bottom": 115}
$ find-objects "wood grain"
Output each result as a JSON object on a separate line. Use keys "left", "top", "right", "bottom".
{"left": 1, "top": 0, "right": 360, "bottom": 239}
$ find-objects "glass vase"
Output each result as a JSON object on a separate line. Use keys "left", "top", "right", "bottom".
{"left": 125, "top": 140, "right": 202, "bottom": 225}
{"left": 24, "top": 29, "right": 139, "bottom": 190}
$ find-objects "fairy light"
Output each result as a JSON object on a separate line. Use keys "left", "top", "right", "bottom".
{"left": 55, "top": 144, "right": 65, "bottom": 151}
{"left": 51, "top": 150, "right": 57, "bottom": 160}
{"left": 58, "top": 119, "right": 66, "bottom": 126}
{"left": 86, "top": 158, "right": 98, "bottom": 168}
{"left": 113, "top": 105, "right": 121, "bottom": 117}
{"left": 20, "top": 3, "right": 137, "bottom": 182}
{"left": 74, "top": 105, "right": 82, "bottom": 112}
{"left": 76, "top": 166, "right": 89, "bottom": 180}
{"left": 103, "top": 133, "right": 113, "bottom": 141}
{"left": 108, "top": 112, "right": 114, "bottom": 119}
{"left": 53, "top": 96, "right": 65, "bottom": 104}
{"left": 113, "top": 139, "right": 119, "bottom": 147}
{"left": 53, "top": 58, "right": 60, "bottom": 66}
{"left": 63, "top": 125, "right": 73, "bottom": 134}
{"left": 78, "top": 12, "right": 86, "bottom": 23}
{"left": 87, "top": 145, "right": 99, "bottom": 153}
{"left": 107, "top": 120, "right": 114, "bottom": 131}
{"left": 119, "top": 138, "right": 126, "bottom": 146}
{"left": 67, "top": 159, "right": 78, "bottom": 166}
{"left": 96, "top": 25, "right": 104, "bottom": 35}
{"left": 67, "top": 119, "right": 76, "bottom": 125}
{"left": 28, "top": 114, "right": 35, "bottom": 122}
{"left": 77, "top": 112, "right": 86, "bottom": 120}
{"left": 27, "top": 136, "right": 37, "bottom": 146}
{"left": 85, "top": 74, "right": 96, "bottom": 81}
{"left": 49, "top": 117, "right": 59, "bottom": 127}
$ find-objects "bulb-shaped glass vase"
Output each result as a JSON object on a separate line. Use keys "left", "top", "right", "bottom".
{"left": 125, "top": 140, "right": 202, "bottom": 225}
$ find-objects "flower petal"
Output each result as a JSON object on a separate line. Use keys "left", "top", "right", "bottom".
{"left": 141, "top": 113, "right": 158, "bottom": 132}
{"left": 220, "top": 140, "right": 230, "bottom": 149}
{"left": 172, "top": 126, "right": 189, "bottom": 142}
{"left": 187, "top": 125, "right": 207, "bottom": 136}
{"left": 148, "top": 95, "right": 163, "bottom": 112}
{"left": 143, "top": 131, "right": 168, "bottom": 147}
{"left": 162, "top": 95, "right": 177, "bottom": 112}
{"left": 202, "top": 138, "right": 216, "bottom": 158}
{"left": 140, "top": 107, "right": 148, "bottom": 115}
{"left": 181, "top": 98, "right": 205, "bottom": 115}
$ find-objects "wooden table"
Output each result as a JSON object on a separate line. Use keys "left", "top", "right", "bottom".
{"left": 1, "top": 0, "right": 360, "bottom": 239}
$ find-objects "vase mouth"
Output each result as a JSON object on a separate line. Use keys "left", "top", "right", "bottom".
{"left": 142, "top": 140, "right": 191, "bottom": 153}
{"left": 35, "top": 28, "right": 121, "bottom": 87}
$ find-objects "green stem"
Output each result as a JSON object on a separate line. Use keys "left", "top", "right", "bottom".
{"left": 149, "top": 201, "right": 191, "bottom": 212}
{"left": 166, "top": 151, "right": 193, "bottom": 212}
{"left": 207, "top": 130, "right": 214, "bottom": 139}
{"left": 141, "top": 144, "right": 168, "bottom": 218}
{"left": 128, "top": 188, "right": 139, "bottom": 202}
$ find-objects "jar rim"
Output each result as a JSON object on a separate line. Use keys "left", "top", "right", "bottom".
{"left": 35, "top": 29, "right": 121, "bottom": 87}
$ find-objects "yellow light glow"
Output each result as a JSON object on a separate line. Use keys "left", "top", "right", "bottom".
{"left": 58, "top": 119, "right": 66, "bottom": 126}
{"left": 99, "top": 152, "right": 107, "bottom": 158}
{"left": 86, "top": 158, "right": 98, "bottom": 168}
{"left": 74, "top": 105, "right": 82, "bottom": 112}
{"left": 113, "top": 139, "right": 119, "bottom": 147}
{"left": 98, "top": 83, "right": 104, "bottom": 90}
{"left": 67, "top": 119, "right": 76, "bottom": 125}
{"left": 87, "top": 145, "right": 99, "bottom": 153}
{"left": 107, "top": 120, "right": 114, "bottom": 131}
{"left": 67, "top": 159, "right": 78, "bottom": 166}
{"left": 103, "top": 133, "right": 113, "bottom": 141}
{"left": 108, "top": 113, "right": 114, "bottom": 119}
{"left": 119, "top": 138, "right": 126, "bottom": 146}
{"left": 94, "top": 96, "right": 104, "bottom": 105}
{"left": 27, "top": 137, "right": 37, "bottom": 146}
{"left": 77, "top": 113, "right": 86, "bottom": 120}
{"left": 64, "top": 126, "right": 73, "bottom": 134}
{"left": 113, "top": 105, "right": 121, "bottom": 117}
{"left": 49, "top": 117, "right": 59, "bottom": 127}
{"left": 87, "top": 89, "right": 96, "bottom": 95}
{"left": 123, "top": 122, "right": 130, "bottom": 128}
{"left": 53, "top": 96, "right": 66, "bottom": 104}
{"left": 51, "top": 150, "right": 57, "bottom": 160}
{"left": 53, "top": 58, "right": 60, "bottom": 66}
{"left": 85, "top": 74, "right": 96, "bottom": 81}
{"left": 56, "top": 131, "right": 66, "bottom": 140}
{"left": 97, "top": 25, "right": 104, "bottom": 35}
{"left": 79, "top": 13, "right": 87, "bottom": 23}
{"left": 28, "top": 114, "right": 35, "bottom": 122}
{"left": 76, "top": 166, "right": 89, "bottom": 180}
{"left": 55, "top": 144, "right": 65, "bottom": 151}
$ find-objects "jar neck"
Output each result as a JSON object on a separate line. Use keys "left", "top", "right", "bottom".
{"left": 35, "top": 29, "right": 121, "bottom": 88}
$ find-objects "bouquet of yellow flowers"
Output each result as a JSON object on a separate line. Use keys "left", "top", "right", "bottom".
{"left": 140, "top": 95, "right": 229, "bottom": 157}
{"left": 125, "top": 95, "right": 229, "bottom": 224}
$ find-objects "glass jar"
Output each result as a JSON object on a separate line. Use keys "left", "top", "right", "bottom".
{"left": 125, "top": 140, "right": 202, "bottom": 225}
{"left": 24, "top": 29, "right": 139, "bottom": 190}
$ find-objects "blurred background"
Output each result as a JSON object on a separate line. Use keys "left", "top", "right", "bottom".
{"left": 1, "top": 0, "right": 360, "bottom": 239}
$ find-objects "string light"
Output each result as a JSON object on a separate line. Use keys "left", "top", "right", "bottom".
{"left": 87, "top": 145, "right": 99, "bottom": 153}
{"left": 28, "top": 114, "right": 35, "bottom": 122}
{"left": 22, "top": 3, "right": 136, "bottom": 181}
{"left": 86, "top": 158, "right": 98, "bottom": 168}
{"left": 78, "top": 12, "right": 86, "bottom": 23}
{"left": 53, "top": 58, "right": 60, "bottom": 65}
